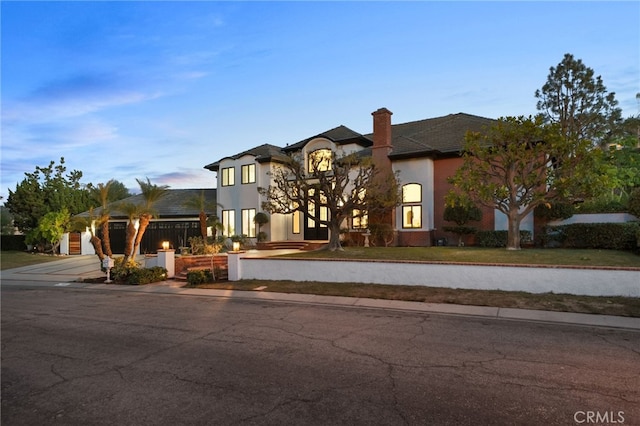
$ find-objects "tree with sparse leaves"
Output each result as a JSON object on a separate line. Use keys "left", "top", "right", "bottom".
{"left": 535, "top": 53, "right": 622, "bottom": 148}
{"left": 448, "top": 116, "right": 605, "bottom": 250}
{"left": 259, "top": 151, "right": 401, "bottom": 251}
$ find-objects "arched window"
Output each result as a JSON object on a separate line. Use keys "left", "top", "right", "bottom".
{"left": 308, "top": 149, "right": 332, "bottom": 173}
{"left": 402, "top": 183, "right": 422, "bottom": 228}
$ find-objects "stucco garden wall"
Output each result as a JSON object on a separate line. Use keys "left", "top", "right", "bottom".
{"left": 232, "top": 256, "right": 639, "bottom": 297}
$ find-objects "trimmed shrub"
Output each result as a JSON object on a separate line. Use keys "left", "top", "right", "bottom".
{"left": 476, "top": 230, "right": 533, "bottom": 248}
{"left": 126, "top": 266, "right": 168, "bottom": 285}
{"left": 186, "top": 269, "right": 214, "bottom": 286}
{"left": 544, "top": 222, "right": 640, "bottom": 250}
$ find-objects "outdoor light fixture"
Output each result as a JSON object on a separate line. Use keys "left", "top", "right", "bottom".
{"left": 162, "top": 241, "right": 170, "bottom": 250}
{"left": 232, "top": 241, "right": 240, "bottom": 252}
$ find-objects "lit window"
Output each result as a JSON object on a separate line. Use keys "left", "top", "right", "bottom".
{"left": 308, "top": 149, "right": 332, "bottom": 173}
{"left": 241, "top": 209, "right": 256, "bottom": 238}
{"left": 402, "top": 183, "right": 421, "bottom": 203}
{"left": 292, "top": 211, "right": 301, "bottom": 234}
{"left": 222, "top": 210, "right": 235, "bottom": 236}
{"left": 241, "top": 164, "right": 256, "bottom": 184}
{"left": 402, "top": 183, "right": 422, "bottom": 229}
{"left": 221, "top": 167, "right": 235, "bottom": 187}
{"left": 352, "top": 209, "right": 368, "bottom": 229}
{"left": 402, "top": 206, "right": 422, "bottom": 228}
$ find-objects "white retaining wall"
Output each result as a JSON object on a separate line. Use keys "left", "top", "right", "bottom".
{"left": 233, "top": 257, "right": 640, "bottom": 297}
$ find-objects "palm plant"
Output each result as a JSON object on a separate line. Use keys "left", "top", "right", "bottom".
{"left": 183, "top": 190, "right": 219, "bottom": 239}
{"left": 91, "top": 180, "right": 114, "bottom": 257}
{"left": 129, "top": 178, "right": 168, "bottom": 260}
{"left": 119, "top": 202, "right": 140, "bottom": 260}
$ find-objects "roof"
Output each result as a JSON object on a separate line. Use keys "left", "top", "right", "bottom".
{"left": 76, "top": 189, "right": 217, "bottom": 219}
{"left": 282, "top": 125, "right": 373, "bottom": 152}
{"left": 204, "top": 144, "right": 284, "bottom": 171}
{"left": 204, "top": 112, "right": 496, "bottom": 170}
{"left": 365, "top": 113, "right": 496, "bottom": 159}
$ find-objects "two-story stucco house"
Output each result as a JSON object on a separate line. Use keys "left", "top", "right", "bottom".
{"left": 204, "top": 108, "right": 534, "bottom": 247}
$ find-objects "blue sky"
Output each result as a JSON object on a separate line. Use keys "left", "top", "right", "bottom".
{"left": 2, "top": 1, "right": 638, "bottom": 201}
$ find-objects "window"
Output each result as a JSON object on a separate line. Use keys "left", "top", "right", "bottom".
{"left": 292, "top": 211, "right": 301, "bottom": 234}
{"left": 402, "top": 183, "right": 422, "bottom": 229}
{"left": 222, "top": 210, "right": 235, "bottom": 236}
{"left": 402, "top": 206, "right": 422, "bottom": 228}
{"left": 221, "top": 167, "right": 235, "bottom": 187}
{"left": 241, "top": 209, "right": 256, "bottom": 238}
{"left": 402, "top": 183, "right": 422, "bottom": 203}
{"left": 241, "top": 164, "right": 256, "bottom": 184}
{"left": 352, "top": 209, "right": 368, "bottom": 229}
{"left": 308, "top": 149, "right": 332, "bottom": 173}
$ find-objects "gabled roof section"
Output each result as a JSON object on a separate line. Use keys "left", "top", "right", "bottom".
{"left": 204, "top": 143, "right": 284, "bottom": 171}
{"left": 76, "top": 189, "right": 217, "bottom": 219}
{"left": 365, "top": 113, "right": 496, "bottom": 159}
{"left": 282, "top": 125, "right": 373, "bottom": 153}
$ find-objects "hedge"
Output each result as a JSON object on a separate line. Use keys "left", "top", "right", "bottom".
{"left": 543, "top": 222, "right": 640, "bottom": 250}
{"left": 1, "top": 235, "right": 27, "bottom": 251}
{"left": 126, "top": 266, "right": 168, "bottom": 285}
{"left": 476, "top": 230, "right": 533, "bottom": 248}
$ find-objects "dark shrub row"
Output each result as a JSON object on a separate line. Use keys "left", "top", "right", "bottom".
{"left": 126, "top": 266, "right": 168, "bottom": 285}
{"left": 186, "top": 269, "right": 214, "bottom": 286}
{"left": 1, "top": 235, "right": 26, "bottom": 251}
{"left": 476, "top": 230, "right": 533, "bottom": 248}
{"left": 543, "top": 222, "right": 640, "bottom": 250}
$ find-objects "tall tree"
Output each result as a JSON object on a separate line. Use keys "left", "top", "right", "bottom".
{"left": 535, "top": 53, "right": 622, "bottom": 148}
{"left": 448, "top": 116, "right": 605, "bottom": 250}
{"left": 128, "top": 178, "right": 169, "bottom": 260}
{"left": 5, "top": 158, "right": 91, "bottom": 233}
{"left": 259, "top": 151, "right": 400, "bottom": 251}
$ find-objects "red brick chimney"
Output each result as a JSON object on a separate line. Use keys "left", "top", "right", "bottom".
{"left": 371, "top": 107, "right": 393, "bottom": 171}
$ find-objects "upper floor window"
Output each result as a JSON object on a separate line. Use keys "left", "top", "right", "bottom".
{"left": 221, "top": 167, "right": 235, "bottom": 187}
{"left": 241, "top": 164, "right": 256, "bottom": 184}
{"left": 308, "top": 149, "right": 332, "bottom": 173}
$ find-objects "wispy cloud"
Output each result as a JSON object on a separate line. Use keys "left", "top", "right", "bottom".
{"left": 2, "top": 73, "right": 163, "bottom": 124}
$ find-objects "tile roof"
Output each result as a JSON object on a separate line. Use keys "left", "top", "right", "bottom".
{"left": 204, "top": 144, "right": 284, "bottom": 171}
{"left": 77, "top": 189, "right": 217, "bottom": 219}
{"left": 365, "top": 113, "right": 496, "bottom": 158}
{"left": 283, "top": 125, "right": 373, "bottom": 152}
{"left": 204, "top": 112, "right": 496, "bottom": 169}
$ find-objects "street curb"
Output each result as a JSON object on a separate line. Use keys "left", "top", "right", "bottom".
{"left": 73, "top": 281, "right": 640, "bottom": 331}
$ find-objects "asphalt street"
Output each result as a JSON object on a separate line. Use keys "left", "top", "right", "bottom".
{"left": 2, "top": 285, "right": 639, "bottom": 426}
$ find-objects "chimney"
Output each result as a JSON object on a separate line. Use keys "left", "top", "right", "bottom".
{"left": 371, "top": 107, "right": 393, "bottom": 171}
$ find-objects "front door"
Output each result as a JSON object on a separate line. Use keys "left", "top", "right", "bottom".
{"left": 304, "top": 189, "right": 329, "bottom": 240}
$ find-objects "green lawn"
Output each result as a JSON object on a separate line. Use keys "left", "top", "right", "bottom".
{"left": 0, "top": 251, "right": 65, "bottom": 270}
{"left": 277, "top": 247, "right": 640, "bottom": 268}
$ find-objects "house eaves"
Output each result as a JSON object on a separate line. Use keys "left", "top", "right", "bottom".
{"left": 204, "top": 143, "right": 284, "bottom": 172}
{"left": 282, "top": 125, "right": 373, "bottom": 153}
